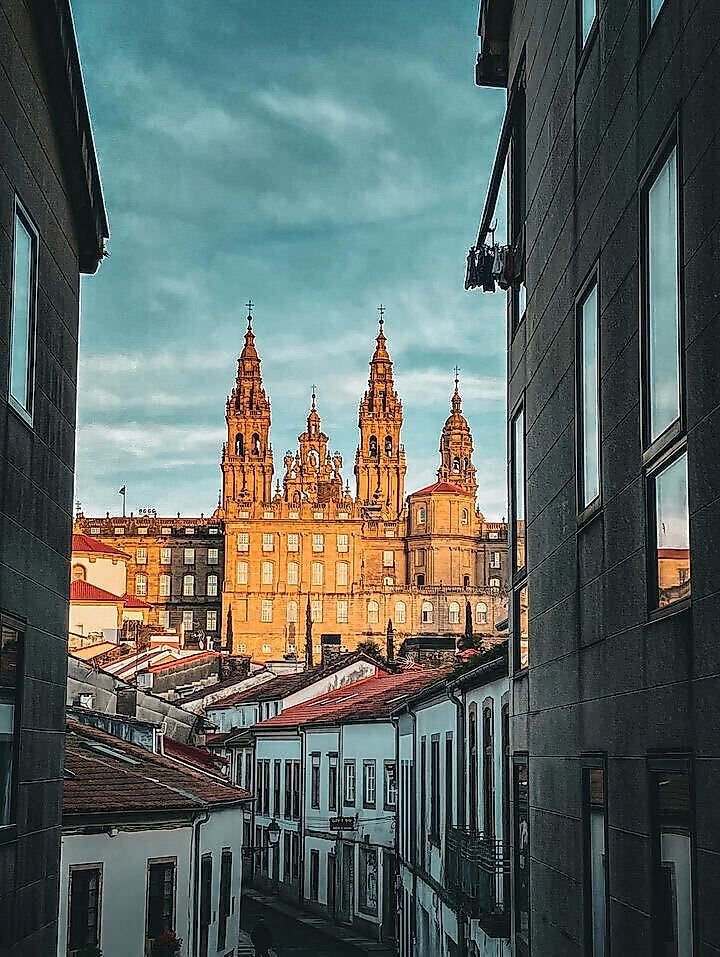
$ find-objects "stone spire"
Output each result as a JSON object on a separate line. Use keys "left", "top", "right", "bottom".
{"left": 437, "top": 370, "right": 478, "bottom": 496}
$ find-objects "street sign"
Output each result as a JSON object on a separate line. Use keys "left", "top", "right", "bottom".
{"left": 329, "top": 816, "right": 357, "bottom": 831}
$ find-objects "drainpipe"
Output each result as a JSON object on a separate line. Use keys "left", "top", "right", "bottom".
{"left": 190, "top": 810, "right": 210, "bottom": 957}
{"left": 448, "top": 684, "right": 468, "bottom": 957}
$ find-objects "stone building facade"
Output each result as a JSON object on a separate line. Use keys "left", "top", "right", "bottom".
{"left": 0, "top": 1, "right": 107, "bottom": 952}
{"left": 77, "top": 315, "right": 507, "bottom": 662}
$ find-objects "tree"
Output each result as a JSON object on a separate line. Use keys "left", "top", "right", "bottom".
{"left": 305, "top": 596, "right": 314, "bottom": 669}
{"left": 386, "top": 619, "right": 395, "bottom": 662}
{"left": 356, "top": 639, "right": 387, "bottom": 666}
{"left": 457, "top": 600, "right": 475, "bottom": 652}
{"left": 225, "top": 606, "right": 233, "bottom": 650}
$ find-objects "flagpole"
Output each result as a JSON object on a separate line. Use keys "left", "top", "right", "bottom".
{"left": 118, "top": 485, "right": 126, "bottom": 518}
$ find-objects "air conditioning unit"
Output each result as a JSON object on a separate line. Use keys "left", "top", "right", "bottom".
{"left": 136, "top": 671, "right": 154, "bottom": 691}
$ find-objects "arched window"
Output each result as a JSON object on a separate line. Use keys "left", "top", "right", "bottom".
{"left": 468, "top": 704, "right": 478, "bottom": 830}
{"left": 206, "top": 574, "right": 218, "bottom": 597}
{"left": 482, "top": 703, "right": 495, "bottom": 836}
{"left": 385, "top": 435, "right": 393, "bottom": 457}
{"left": 453, "top": 456, "right": 461, "bottom": 471}
{"left": 461, "top": 508, "right": 469, "bottom": 525}
{"left": 71, "top": 563, "right": 86, "bottom": 581}
{"left": 235, "top": 433, "right": 244, "bottom": 456}
{"left": 311, "top": 562, "right": 324, "bottom": 586}
{"left": 287, "top": 562, "right": 299, "bottom": 585}
{"left": 395, "top": 600, "right": 407, "bottom": 624}
{"left": 448, "top": 601, "right": 460, "bottom": 624}
{"left": 252, "top": 432, "right": 261, "bottom": 455}
{"left": 421, "top": 600, "right": 433, "bottom": 624}
{"left": 287, "top": 600, "right": 298, "bottom": 623}
{"left": 135, "top": 573, "right": 148, "bottom": 597}
{"left": 308, "top": 450, "right": 319, "bottom": 467}
{"left": 475, "top": 601, "right": 488, "bottom": 625}
{"left": 236, "top": 561, "right": 248, "bottom": 585}
{"left": 261, "top": 561, "right": 274, "bottom": 585}
{"left": 182, "top": 574, "right": 194, "bottom": 597}
{"left": 418, "top": 506, "right": 426, "bottom": 525}
{"left": 489, "top": 577, "right": 501, "bottom": 588}
{"left": 369, "top": 435, "right": 378, "bottom": 457}
{"left": 367, "top": 600, "right": 380, "bottom": 625}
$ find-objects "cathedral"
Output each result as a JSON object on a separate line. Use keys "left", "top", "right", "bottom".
{"left": 74, "top": 308, "right": 508, "bottom": 662}
{"left": 216, "top": 307, "right": 507, "bottom": 660}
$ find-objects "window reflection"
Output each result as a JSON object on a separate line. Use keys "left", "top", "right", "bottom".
{"left": 580, "top": 284, "right": 600, "bottom": 507}
{"left": 652, "top": 768, "right": 694, "bottom": 956}
{"left": 647, "top": 148, "right": 680, "bottom": 443}
{"left": 517, "top": 585, "right": 529, "bottom": 669}
{"left": 512, "top": 409, "right": 526, "bottom": 572}
{"left": 654, "top": 453, "right": 690, "bottom": 608}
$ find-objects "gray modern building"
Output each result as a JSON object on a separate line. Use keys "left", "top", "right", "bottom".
{"left": 470, "top": 0, "right": 720, "bottom": 954}
{"left": 0, "top": 0, "right": 107, "bottom": 953}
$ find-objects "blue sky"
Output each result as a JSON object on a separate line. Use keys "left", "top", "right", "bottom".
{"left": 72, "top": 0, "right": 507, "bottom": 519}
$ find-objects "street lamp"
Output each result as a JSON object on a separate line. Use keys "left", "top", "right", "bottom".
{"left": 267, "top": 818, "right": 281, "bottom": 847}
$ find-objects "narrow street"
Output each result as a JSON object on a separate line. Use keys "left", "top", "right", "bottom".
{"left": 240, "top": 891, "right": 387, "bottom": 956}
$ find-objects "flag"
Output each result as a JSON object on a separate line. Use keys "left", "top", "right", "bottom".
{"left": 118, "top": 486, "right": 126, "bottom": 495}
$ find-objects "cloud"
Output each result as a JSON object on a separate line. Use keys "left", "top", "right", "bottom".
{"left": 256, "top": 89, "right": 389, "bottom": 145}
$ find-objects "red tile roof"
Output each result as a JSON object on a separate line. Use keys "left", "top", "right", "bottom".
{"left": 163, "top": 736, "right": 228, "bottom": 772}
{"left": 70, "top": 579, "right": 124, "bottom": 603}
{"left": 205, "top": 653, "right": 384, "bottom": 712}
{"left": 64, "top": 720, "right": 249, "bottom": 816}
{"left": 410, "top": 481, "right": 469, "bottom": 496}
{"left": 72, "top": 533, "right": 130, "bottom": 559}
{"left": 150, "top": 651, "right": 220, "bottom": 673}
{"left": 122, "top": 593, "right": 151, "bottom": 608}
{"left": 255, "top": 668, "right": 447, "bottom": 731}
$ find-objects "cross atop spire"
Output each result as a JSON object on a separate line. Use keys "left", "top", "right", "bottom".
{"left": 245, "top": 299, "right": 254, "bottom": 330}
{"left": 311, "top": 384, "right": 317, "bottom": 409}
{"left": 454, "top": 365, "right": 461, "bottom": 389}
{"left": 378, "top": 303, "right": 385, "bottom": 331}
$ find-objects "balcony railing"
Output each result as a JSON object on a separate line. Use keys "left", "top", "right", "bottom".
{"left": 446, "top": 827, "right": 509, "bottom": 933}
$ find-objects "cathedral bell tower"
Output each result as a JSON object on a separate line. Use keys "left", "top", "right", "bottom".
{"left": 355, "top": 307, "right": 407, "bottom": 518}
{"left": 437, "top": 370, "right": 478, "bottom": 497}
{"left": 221, "top": 304, "right": 274, "bottom": 513}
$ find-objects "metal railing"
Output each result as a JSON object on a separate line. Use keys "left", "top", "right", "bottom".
{"left": 445, "top": 827, "right": 509, "bottom": 918}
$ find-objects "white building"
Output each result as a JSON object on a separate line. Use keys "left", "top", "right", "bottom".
{"left": 59, "top": 719, "right": 251, "bottom": 957}
{"left": 248, "top": 668, "right": 444, "bottom": 944}
{"left": 395, "top": 646, "right": 511, "bottom": 957}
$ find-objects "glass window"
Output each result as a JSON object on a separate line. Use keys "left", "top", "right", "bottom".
{"left": 421, "top": 601, "right": 433, "bottom": 624}
{"left": 336, "top": 562, "right": 349, "bottom": 587}
{"left": 287, "top": 561, "right": 299, "bottom": 585}
{"left": 367, "top": 600, "right": 379, "bottom": 625}
{"left": 646, "top": 147, "right": 681, "bottom": 444}
{"left": 238, "top": 533, "right": 249, "bottom": 552}
{"left": 309, "top": 849, "right": 320, "bottom": 901}
{"left": 344, "top": 761, "right": 356, "bottom": 805}
{"left": 312, "top": 534, "right": 324, "bottom": 552}
{"left": 261, "top": 561, "right": 274, "bottom": 585}
{"left": 311, "top": 753, "right": 321, "bottom": 809}
{"left": 475, "top": 601, "right": 488, "bottom": 625}
{"left": 512, "top": 407, "right": 526, "bottom": 572}
{"left": 207, "top": 547, "right": 219, "bottom": 565}
{"left": 363, "top": 760, "right": 376, "bottom": 807}
{"left": 418, "top": 507, "right": 426, "bottom": 525}
{"left": 482, "top": 705, "right": 495, "bottom": 836}
{"left": 158, "top": 610, "right": 170, "bottom": 630}
{"left": 262, "top": 533, "right": 274, "bottom": 552}
{"left": 337, "top": 533, "right": 349, "bottom": 552}
{"left": 384, "top": 761, "right": 397, "bottom": 808}
{"left": 311, "top": 562, "right": 324, "bottom": 586}
{"left": 395, "top": 600, "right": 406, "bottom": 624}
{"left": 649, "top": 0, "right": 666, "bottom": 25}
{"left": 182, "top": 574, "right": 194, "bottom": 597}
{"left": 516, "top": 585, "right": 529, "bottom": 669}
{"left": 236, "top": 561, "right": 248, "bottom": 585}
{"left": 288, "top": 533, "right": 299, "bottom": 552}
{"left": 183, "top": 548, "right": 195, "bottom": 565}
{"left": 490, "top": 576, "right": 501, "bottom": 588}
{"left": 136, "top": 547, "right": 147, "bottom": 565}
{"left": 261, "top": 599, "right": 273, "bottom": 623}
{"left": 329, "top": 754, "right": 338, "bottom": 811}
{"left": 9, "top": 207, "right": 37, "bottom": 417}
{"left": 514, "top": 760, "right": 530, "bottom": 953}
{"left": 68, "top": 865, "right": 102, "bottom": 952}
{"left": 217, "top": 850, "right": 232, "bottom": 951}
{"left": 651, "top": 763, "right": 694, "bottom": 955}
{"left": 160, "top": 547, "right": 171, "bottom": 565}
{"left": 146, "top": 859, "right": 176, "bottom": 942}
{"left": 579, "top": 282, "right": 601, "bottom": 508}
{"left": 580, "top": 0, "right": 597, "bottom": 46}
{"left": 461, "top": 507, "right": 469, "bottom": 525}
{"left": 448, "top": 601, "right": 460, "bottom": 625}
{"left": 182, "top": 610, "right": 193, "bottom": 632}
{"left": 206, "top": 574, "right": 218, "bottom": 597}
{"left": 383, "top": 550, "right": 394, "bottom": 568}
{"left": 287, "top": 600, "right": 298, "bottom": 624}
{"left": 358, "top": 845, "right": 378, "bottom": 916}
{"left": 0, "top": 624, "right": 19, "bottom": 825}
{"left": 584, "top": 766, "right": 608, "bottom": 957}
{"left": 206, "top": 610, "right": 217, "bottom": 632}
{"left": 135, "top": 573, "right": 148, "bottom": 597}
{"left": 311, "top": 599, "right": 323, "bottom": 623}
{"left": 653, "top": 452, "right": 690, "bottom": 608}
{"left": 337, "top": 599, "right": 349, "bottom": 623}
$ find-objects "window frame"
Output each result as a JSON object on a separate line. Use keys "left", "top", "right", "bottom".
{"left": 344, "top": 759, "right": 356, "bottom": 807}
{"left": 513, "top": 754, "right": 531, "bottom": 956}
{"left": 216, "top": 848, "right": 233, "bottom": 951}
{"left": 67, "top": 862, "right": 103, "bottom": 955}
{"left": 646, "top": 445, "right": 691, "bottom": 618}
{"left": 576, "top": 266, "right": 603, "bottom": 519}
{"left": 383, "top": 760, "right": 397, "bottom": 810}
{"left": 145, "top": 857, "right": 177, "bottom": 943}
{"left": 648, "top": 753, "right": 697, "bottom": 956}
{"left": 0, "top": 614, "right": 23, "bottom": 833}
{"left": 8, "top": 197, "right": 39, "bottom": 426}
{"left": 582, "top": 753, "right": 609, "bottom": 957}
{"left": 639, "top": 122, "right": 685, "bottom": 466}
{"left": 363, "top": 759, "right": 377, "bottom": 809}
{"left": 577, "top": 0, "right": 599, "bottom": 58}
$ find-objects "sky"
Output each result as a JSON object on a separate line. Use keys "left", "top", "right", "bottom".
{"left": 71, "top": 0, "right": 508, "bottom": 520}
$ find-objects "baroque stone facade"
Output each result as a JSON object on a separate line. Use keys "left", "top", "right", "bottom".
{"left": 76, "top": 313, "right": 507, "bottom": 661}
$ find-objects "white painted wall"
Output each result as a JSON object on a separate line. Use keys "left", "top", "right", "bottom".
{"left": 73, "top": 553, "right": 127, "bottom": 596}
{"left": 69, "top": 601, "right": 122, "bottom": 640}
{"left": 58, "top": 804, "right": 246, "bottom": 957}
